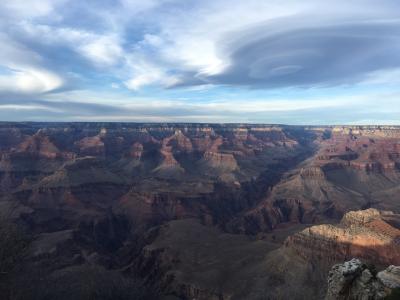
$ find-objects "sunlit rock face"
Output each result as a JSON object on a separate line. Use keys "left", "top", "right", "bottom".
{"left": 285, "top": 209, "right": 400, "bottom": 266}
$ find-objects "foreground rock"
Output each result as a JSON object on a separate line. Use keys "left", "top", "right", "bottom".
{"left": 325, "top": 258, "right": 400, "bottom": 300}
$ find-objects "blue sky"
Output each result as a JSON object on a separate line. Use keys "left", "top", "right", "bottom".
{"left": 0, "top": 0, "right": 400, "bottom": 124}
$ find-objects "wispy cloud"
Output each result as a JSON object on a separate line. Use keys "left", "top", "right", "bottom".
{"left": 0, "top": 0, "right": 399, "bottom": 123}
{"left": 1, "top": 90, "right": 398, "bottom": 124}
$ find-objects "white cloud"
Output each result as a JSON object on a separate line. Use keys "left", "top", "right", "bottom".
{"left": 78, "top": 35, "right": 123, "bottom": 67}
{"left": 19, "top": 23, "right": 124, "bottom": 68}
{"left": 0, "top": 104, "right": 59, "bottom": 111}
{"left": 123, "top": 58, "right": 181, "bottom": 90}
{"left": 153, "top": 0, "right": 310, "bottom": 76}
{"left": 123, "top": 62, "right": 161, "bottom": 90}
{"left": 0, "top": 33, "right": 63, "bottom": 94}
{"left": 0, "top": 0, "right": 57, "bottom": 18}
{"left": 0, "top": 67, "right": 63, "bottom": 94}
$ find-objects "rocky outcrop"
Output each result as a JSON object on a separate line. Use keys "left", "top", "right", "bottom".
{"left": 332, "top": 126, "right": 400, "bottom": 138}
{"left": 377, "top": 265, "right": 400, "bottom": 289}
{"left": 315, "top": 129, "right": 400, "bottom": 173}
{"left": 230, "top": 198, "right": 308, "bottom": 234}
{"left": 153, "top": 141, "right": 184, "bottom": 175}
{"left": 168, "top": 130, "right": 193, "bottom": 152}
{"left": 74, "top": 134, "right": 105, "bottom": 156}
{"left": 201, "top": 151, "right": 238, "bottom": 172}
{"left": 325, "top": 259, "right": 400, "bottom": 300}
{"left": 300, "top": 166, "right": 325, "bottom": 179}
{"left": 129, "top": 142, "right": 143, "bottom": 160}
{"left": 285, "top": 209, "right": 400, "bottom": 266}
{"left": 341, "top": 208, "right": 383, "bottom": 226}
{"left": 16, "top": 132, "right": 62, "bottom": 159}
{"left": 116, "top": 191, "right": 194, "bottom": 229}
{"left": 196, "top": 135, "right": 239, "bottom": 174}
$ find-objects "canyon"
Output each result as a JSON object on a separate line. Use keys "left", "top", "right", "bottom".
{"left": 0, "top": 123, "right": 399, "bottom": 299}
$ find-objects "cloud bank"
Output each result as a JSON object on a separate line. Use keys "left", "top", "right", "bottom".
{"left": 0, "top": 0, "right": 399, "bottom": 123}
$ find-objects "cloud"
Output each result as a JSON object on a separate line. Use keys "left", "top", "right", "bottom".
{"left": 109, "top": 0, "right": 400, "bottom": 90}
{"left": 77, "top": 35, "right": 123, "bottom": 67}
{"left": 0, "top": 68, "right": 63, "bottom": 94}
{"left": 0, "top": 32, "right": 64, "bottom": 94}
{"left": 17, "top": 24, "right": 124, "bottom": 67}
{"left": 0, "top": 0, "right": 58, "bottom": 18}
{"left": 202, "top": 18, "right": 400, "bottom": 88}
{"left": 123, "top": 62, "right": 165, "bottom": 90}
{"left": 0, "top": 0, "right": 400, "bottom": 123}
{"left": 4, "top": 0, "right": 400, "bottom": 92}
{"left": 123, "top": 61, "right": 181, "bottom": 90}
{"left": 0, "top": 90, "right": 398, "bottom": 124}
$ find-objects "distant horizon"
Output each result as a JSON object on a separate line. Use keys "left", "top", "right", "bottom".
{"left": 1, "top": 1, "right": 400, "bottom": 124}
{"left": 1, "top": 121, "right": 400, "bottom": 127}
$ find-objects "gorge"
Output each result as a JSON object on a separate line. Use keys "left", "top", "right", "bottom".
{"left": 0, "top": 123, "right": 399, "bottom": 299}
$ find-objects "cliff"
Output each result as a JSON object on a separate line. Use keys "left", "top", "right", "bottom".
{"left": 285, "top": 209, "right": 400, "bottom": 266}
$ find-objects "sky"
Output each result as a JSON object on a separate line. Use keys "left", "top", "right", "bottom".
{"left": 0, "top": 0, "right": 400, "bottom": 124}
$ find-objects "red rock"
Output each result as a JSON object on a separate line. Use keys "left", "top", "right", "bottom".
{"left": 75, "top": 135, "right": 104, "bottom": 156}
{"left": 202, "top": 151, "right": 238, "bottom": 171}
{"left": 16, "top": 132, "right": 61, "bottom": 159}
{"left": 285, "top": 209, "right": 400, "bottom": 266}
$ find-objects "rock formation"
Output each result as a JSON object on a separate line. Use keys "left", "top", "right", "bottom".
{"left": 325, "top": 258, "right": 400, "bottom": 300}
{"left": 0, "top": 123, "right": 400, "bottom": 299}
{"left": 153, "top": 137, "right": 185, "bottom": 175}
{"left": 316, "top": 128, "right": 400, "bottom": 172}
{"left": 16, "top": 131, "right": 62, "bottom": 159}
{"left": 285, "top": 209, "right": 400, "bottom": 266}
{"left": 202, "top": 151, "right": 238, "bottom": 172}
{"left": 231, "top": 124, "right": 400, "bottom": 235}
{"left": 74, "top": 132, "right": 105, "bottom": 156}
{"left": 129, "top": 142, "right": 143, "bottom": 160}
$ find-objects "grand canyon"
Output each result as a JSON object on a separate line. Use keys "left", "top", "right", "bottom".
{"left": 0, "top": 122, "right": 399, "bottom": 299}
{"left": 2, "top": 0, "right": 400, "bottom": 299}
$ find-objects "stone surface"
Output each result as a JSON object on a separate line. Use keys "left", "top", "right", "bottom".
{"left": 285, "top": 209, "right": 400, "bottom": 266}
{"left": 326, "top": 259, "right": 400, "bottom": 300}
{"left": 377, "top": 265, "right": 400, "bottom": 289}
